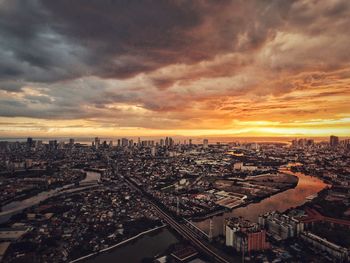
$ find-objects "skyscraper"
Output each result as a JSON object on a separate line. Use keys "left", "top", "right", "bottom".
{"left": 151, "top": 146, "right": 156, "bottom": 156}
{"left": 121, "top": 138, "right": 128, "bottom": 147}
{"left": 26, "top": 137, "right": 33, "bottom": 148}
{"left": 94, "top": 137, "right": 100, "bottom": 150}
{"left": 330, "top": 135, "right": 339, "bottom": 148}
{"left": 203, "top": 139, "right": 209, "bottom": 149}
{"left": 169, "top": 137, "right": 174, "bottom": 147}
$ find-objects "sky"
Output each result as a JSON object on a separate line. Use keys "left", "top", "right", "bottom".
{"left": 0, "top": 0, "right": 349, "bottom": 138}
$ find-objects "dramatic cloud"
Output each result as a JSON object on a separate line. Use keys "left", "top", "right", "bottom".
{"left": 0, "top": 0, "right": 349, "bottom": 137}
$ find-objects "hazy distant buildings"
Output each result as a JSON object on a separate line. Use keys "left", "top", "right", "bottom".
{"left": 164, "top": 137, "right": 174, "bottom": 148}
{"left": 292, "top": 138, "right": 314, "bottom": 148}
{"left": 48, "top": 140, "right": 58, "bottom": 151}
{"left": 203, "top": 139, "right": 208, "bottom": 149}
{"left": 94, "top": 137, "right": 100, "bottom": 149}
{"left": 26, "top": 137, "right": 33, "bottom": 148}
{"left": 330, "top": 135, "right": 339, "bottom": 148}
{"left": 58, "top": 141, "right": 65, "bottom": 150}
{"left": 151, "top": 146, "right": 156, "bottom": 156}
{"left": 121, "top": 138, "right": 128, "bottom": 147}
{"left": 35, "top": 140, "right": 42, "bottom": 149}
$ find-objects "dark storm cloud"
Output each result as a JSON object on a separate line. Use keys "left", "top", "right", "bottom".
{"left": 0, "top": 0, "right": 90, "bottom": 88}
{"left": 0, "top": 0, "right": 296, "bottom": 86}
{"left": 40, "top": 0, "right": 216, "bottom": 78}
{"left": 1, "top": 0, "right": 350, "bottom": 133}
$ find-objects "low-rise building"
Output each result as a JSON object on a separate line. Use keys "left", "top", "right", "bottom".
{"left": 301, "top": 232, "right": 349, "bottom": 262}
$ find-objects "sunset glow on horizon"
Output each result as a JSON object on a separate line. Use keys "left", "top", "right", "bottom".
{"left": 0, "top": 1, "right": 349, "bottom": 138}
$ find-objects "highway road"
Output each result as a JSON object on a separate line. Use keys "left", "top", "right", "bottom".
{"left": 118, "top": 172, "right": 235, "bottom": 263}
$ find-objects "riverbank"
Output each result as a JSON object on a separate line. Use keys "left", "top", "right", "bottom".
{"left": 190, "top": 174, "right": 299, "bottom": 222}
{"left": 70, "top": 224, "right": 167, "bottom": 263}
{"left": 192, "top": 168, "right": 327, "bottom": 236}
{"left": 0, "top": 171, "right": 101, "bottom": 224}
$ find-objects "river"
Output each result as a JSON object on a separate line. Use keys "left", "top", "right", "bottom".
{"left": 193, "top": 165, "right": 328, "bottom": 236}
{"left": 1, "top": 166, "right": 328, "bottom": 261}
{"left": 80, "top": 164, "right": 328, "bottom": 262}
{"left": 82, "top": 227, "right": 179, "bottom": 263}
{"left": 0, "top": 171, "right": 101, "bottom": 223}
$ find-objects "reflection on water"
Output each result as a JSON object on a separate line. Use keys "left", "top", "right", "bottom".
{"left": 194, "top": 167, "right": 328, "bottom": 236}
{"left": 0, "top": 184, "right": 73, "bottom": 223}
{"left": 83, "top": 228, "right": 179, "bottom": 263}
{"left": 0, "top": 170, "right": 101, "bottom": 223}
{"left": 81, "top": 171, "right": 101, "bottom": 183}
{"left": 226, "top": 151, "right": 244, "bottom": 157}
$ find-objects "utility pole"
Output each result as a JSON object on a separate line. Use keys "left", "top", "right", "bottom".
{"left": 209, "top": 218, "right": 213, "bottom": 241}
{"left": 176, "top": 196, "right": 180, "bottom": 216}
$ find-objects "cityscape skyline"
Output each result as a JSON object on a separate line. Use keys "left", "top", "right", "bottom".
{"left": 1, "top": 1, "right": 350, "bottom": 262}
{"left": 0, "top": 133, "right": 349, "bottom": 262}
{"left": 1, "top": 134, "right": 349, "bottom": 145}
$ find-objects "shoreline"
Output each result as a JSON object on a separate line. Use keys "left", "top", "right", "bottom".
{"left": 0, "top": 171, "right": 102, "bottom": 223}
{"left": 69, "top": 224, "right": 167, "bottom": 263}
{"left": 191, "top": 175, "right": 299, "bottom": 221}
{"left": 0, "top": 184, "right": 99, "bottom": 224}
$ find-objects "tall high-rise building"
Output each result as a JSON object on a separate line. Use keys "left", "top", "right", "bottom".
{"left": 343, "top": 139, "right": 350, "bottom": 149}
{"left": 330, "top": 135, "right": 339, "bottom": 148}
{"left": 121, "top": 138, "right": 128, "bottom": 147}
{"left": 26, "top": 137, "right": 33, "bottom": 148}
{"left": 94, "top": 137, "right": 100, "bottom": 149}
{"left": 35, "top": 140, "right": 42, "bottom": 149}
{"left": 258, "top": 211, "right": 304, "bottom": 240}
{"left": 169, "top": 137, "right": 174, "bottom": 147}
{"left": 58, "top": 141, "right": 65, "bottom": 149}
{"left": 69, "top": 138, "right": 75, "bottom": 147}
{"left": 203, "top": 139, "right": 209, "bottom": 149}
{"left": 49, "top": 140, "right": 58, "bottom": 150}
{"left": 225, "top": 217, "right": 269, "bottom": 253}
{"left": 151, "top": 146, "right": 156, "bottom": 156}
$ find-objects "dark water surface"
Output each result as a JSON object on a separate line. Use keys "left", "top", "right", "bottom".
{"left": 193, "top": 166, "right": 328, "bottom": 236}
{"left": 83, "top": 228, "right": 179, "bottom": 263}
